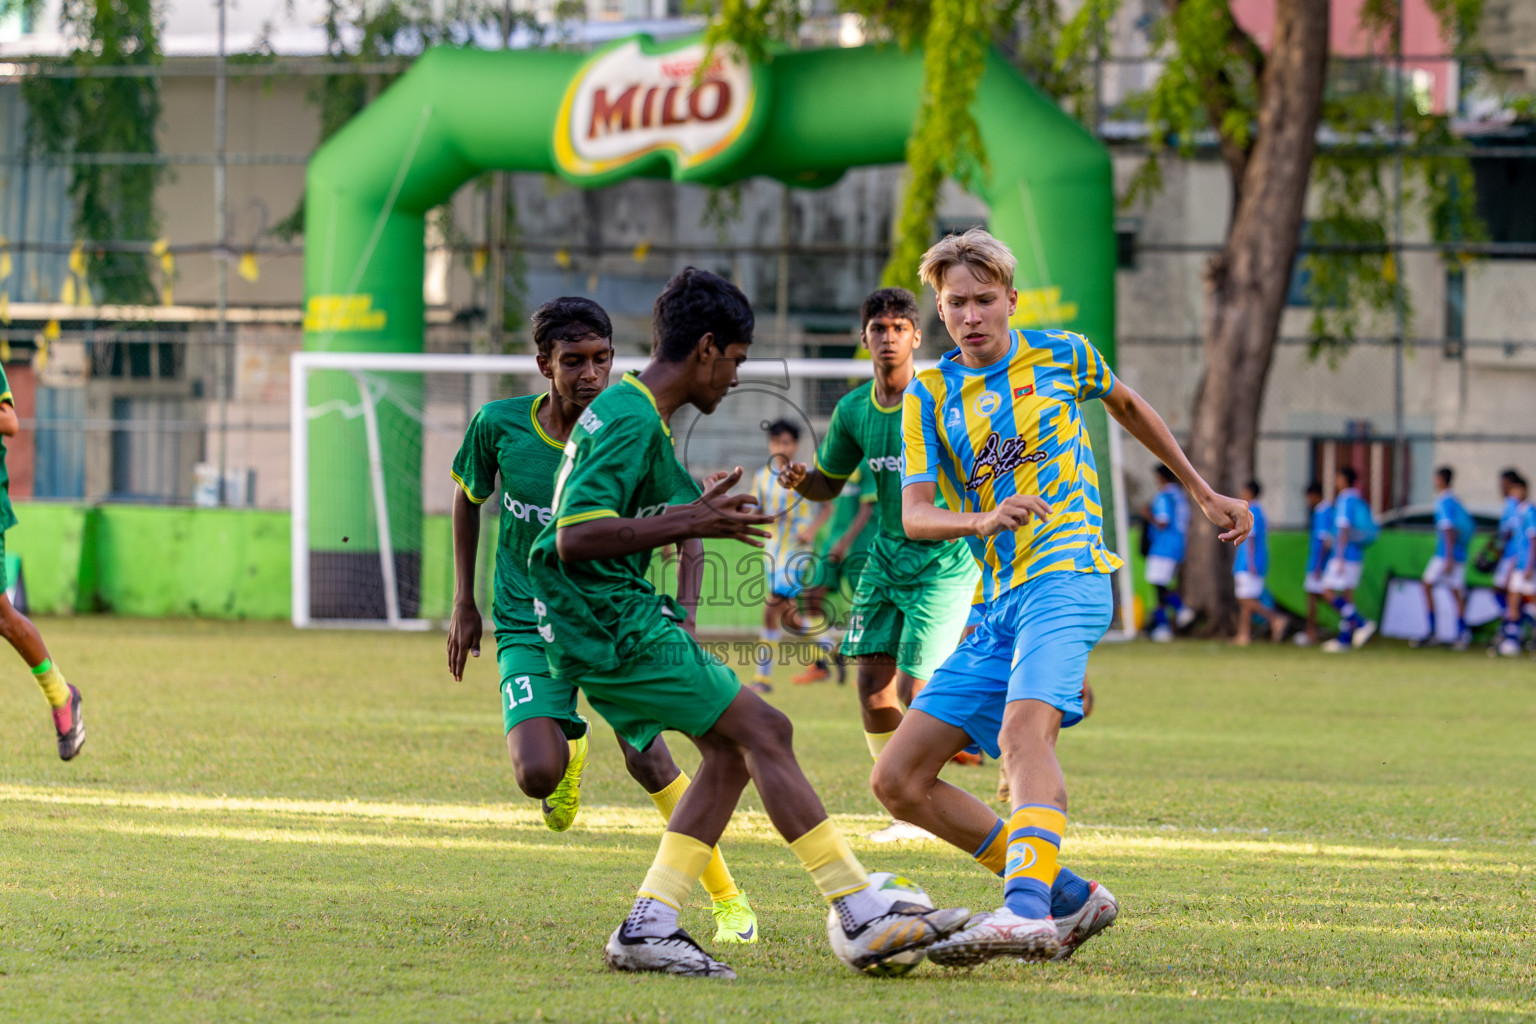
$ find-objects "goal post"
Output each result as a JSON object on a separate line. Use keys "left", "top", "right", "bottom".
{"left": 289, "top": 351, "right": 1136, "bottom": 637}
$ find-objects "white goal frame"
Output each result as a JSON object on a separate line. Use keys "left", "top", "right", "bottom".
{"left": 290, "top": 351, "right": 1136, "bottom": 637}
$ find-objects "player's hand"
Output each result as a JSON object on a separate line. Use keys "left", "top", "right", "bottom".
{"left": 447, "top": 601, "right": 482, "bottom": 681}
{"left": 1200, "top": 492, "right": 1252, "bottom": 544}
{"left": 974, "top": 495, "right": 1053, "bottom": 538}
{"left": 686, "top": 466, "right": 775, "bottom": 546}
{"left": 795, "top": 525, "right": 818, "bottom": 545}
{"left": 778, "top": 461, "right": 809, "bottom": 492}
{"left": 702, "top": 469, "right": 734, "bottom": 491}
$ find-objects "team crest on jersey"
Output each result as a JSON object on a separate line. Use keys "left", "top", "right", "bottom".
{"left": 973, "top": 391, "right": 1001, "bottom": 417}
{"left": 965, "top": 432, "right": 1047, "bottom": 492}
{"left": 946, "top": 406, "right": 963, "bottom": 428}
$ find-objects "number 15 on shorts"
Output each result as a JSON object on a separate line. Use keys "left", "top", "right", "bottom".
{"left": 502, "top": 675, "right": 533, "bottom": 708}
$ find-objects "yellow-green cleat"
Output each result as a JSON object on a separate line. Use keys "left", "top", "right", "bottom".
{"left": 540, "top": 725, "right": 588, "bottom": 832}
{"left": 711, "top": 894, "right": 759, "bottom": 944}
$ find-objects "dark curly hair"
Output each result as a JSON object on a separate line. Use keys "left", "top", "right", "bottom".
{"left": 530, "top": 296, "right": 612, "bottom": 359}
{"left": 652, "top": 267, "right": 754, "bottom": 363}
{"left": 860, "top": 287, "right": 921, "bottom": 331}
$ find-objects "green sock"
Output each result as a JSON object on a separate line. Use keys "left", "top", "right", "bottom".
{"left": 32, "top": 658, "right": 68, "bottom": 708}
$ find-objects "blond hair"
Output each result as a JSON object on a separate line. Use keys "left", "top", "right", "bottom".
{"left": 918, "top": 228, "right": 1017, "bottom": 295}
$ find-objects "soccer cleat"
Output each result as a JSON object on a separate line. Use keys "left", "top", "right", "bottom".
{"left": 747, "top": 676, "right": 773, "bottom": 694}
{"left": 1150, "top": 624, "right": 1174, "bottom": 643}
{"left": 791, "top": 663, "right": 830, "bottom": 685}
{"left": 832, "top": 902, "right": 971, "bottom": 971}
{"left": 1175, "top": 606, "right": 1197, "bottom": 630}
{"left": 1051, "top": 881, "right": 1118, "bottom": 961}
{"left": 926, "top": 907, "right": 1060, "bottom": 967}
{"left": 950, "top": 750, "right": 984, "bottom": 767}
{"left": 866, "top": 819, "right": 937, "bottom": 843}
{"left": 710, "top": 893, "right": 759, "bottom": 945}
{"left": 1320, "top": 638, "right": 1349, "bottom": 653}
{"left": 54, "top": 684, "right": 85, "bottom": 762}
{"left": 1293, "top": 633, "right": 1314, "bottom": 647}
{"left": 605, "top": 924, "right": 736, "bottom": 978}
{"left": 1497, "top": 637, "right": 1521, "bottom": 657}
{"left": 1351, "top": 620, "right": 1378, "bottom": 648}
{"left": 540, "top": 726, "right": 588, "bottom": 832}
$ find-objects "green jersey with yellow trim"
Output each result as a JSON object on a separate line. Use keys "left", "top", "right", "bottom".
{"left": 814, "top": 379, "right": 971, "bottom": 586}
{"left": 529, "top": 373, "right": 703, "bottom": 675}
{"left": 0, "top": 364, "right": 16, "bottom": 533}
{"left": 450, "top": 393, "right": 565, "bottom": 636}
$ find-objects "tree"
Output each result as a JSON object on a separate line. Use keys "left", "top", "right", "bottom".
{"left": 706, "top": 0, "right": 1487, "bottom": 631}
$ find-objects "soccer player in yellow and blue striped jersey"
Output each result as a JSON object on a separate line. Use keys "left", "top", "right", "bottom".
{"left": 872, "top": 229, "right": 1252, "bottom": 967}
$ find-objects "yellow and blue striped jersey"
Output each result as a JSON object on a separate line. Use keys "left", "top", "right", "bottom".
{"left": 901, "top": 328, "right": 1124, "bottom": 604}
{"left": 750, "top": 465, "right": 818, "bottom": 569}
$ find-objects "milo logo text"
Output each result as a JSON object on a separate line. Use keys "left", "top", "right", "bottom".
{"left": 965, "top": 433, "right": 1046, "bottom": 491}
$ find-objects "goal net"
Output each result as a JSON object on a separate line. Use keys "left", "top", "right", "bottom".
{"left": 289, "top": 352, "right": 1135, "bottom": 635}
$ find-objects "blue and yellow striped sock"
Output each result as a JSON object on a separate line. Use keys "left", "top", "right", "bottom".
{"left": 975, "top": 815, "right": 1089, "bottom": 915}
{"left": 1003, "top": 804, "right": 1065, "bottom": 920}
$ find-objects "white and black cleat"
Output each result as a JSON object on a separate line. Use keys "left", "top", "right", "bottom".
{"left": 1051, "top": 881, "right": 1119, "bottom": 961}
{"left": 926, "top": 907, "right": 1060, "bottom": 967}
{"left": 835, "top": 902, "right": 970, "bottom": 971}
{"left": 604, "top": 924, "right": 737, "bottom": 979}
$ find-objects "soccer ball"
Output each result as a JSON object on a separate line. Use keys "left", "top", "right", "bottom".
{"left": 826, "top": 871, "right": 935, "bottom": 978}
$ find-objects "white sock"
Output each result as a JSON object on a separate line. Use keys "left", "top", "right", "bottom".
{"left": 622, "top": 896, "right": 679, "bottom": 938}
{"left": 832, "top": 884, "right": 889, "bottom": 930}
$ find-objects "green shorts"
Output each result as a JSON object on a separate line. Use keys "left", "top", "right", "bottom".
{"left": 496, "top": 635, "right": 586, "bottom": 740}
{"left": 561, "top": 618, "right": 741, "bottom": 752}
{"left": 841, "top": 560, "right": 978, "bottom": 680}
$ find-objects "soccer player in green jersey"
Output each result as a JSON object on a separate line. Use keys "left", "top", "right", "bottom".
{"left": 879, "top": 228, "right": 1249, "bottom": 966}
{"left": 777, "top": 289, "right": 979, "bottom": 801}
{"left": 529, "top": 268, "right": 968, "bottom": 979}
{"left": 789, "top": 466, "right": 877, "bottom": 685}
{"left": 447, "top": 296, "right": 757, "bottom": 945}
{"left": 0, "top": 366, "right": 83, "bottom": 760}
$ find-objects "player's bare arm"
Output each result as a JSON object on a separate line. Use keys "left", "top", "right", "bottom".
{"left": 828, "top": 501, "right": 874, "bottom": 562}
{"left": 777, "top": 460, "right": 845, "bottom": 502}
{"left": 556, "top": 466, "right": 773, "bottom": 561}
{"left": 674, "top": 536, "right": 706, "bottom": 637}
{"left": 900, "top": 480, "right": 1052, "bottom": 541}
{"left": 447, "top": 486, "right": 483, "bottom": 681}
{"left": 0, "top": 400, "right": 17, "bottom": 437}
{"left": 1099, "top": 379, "right": 1252, "bottom": 545}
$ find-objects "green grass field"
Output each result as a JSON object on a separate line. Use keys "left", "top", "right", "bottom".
{"left": 0, "top": 619, "right": 1533, "bottom": 1023}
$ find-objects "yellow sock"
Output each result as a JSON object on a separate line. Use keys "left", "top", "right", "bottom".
{"left": 647, "top": 772, "right": 740, "bottom": 903}
{"left": 1004, "top": 804, "right": 1066, "bottom": 919}
{"left": 973, "top": 817, "right": 1007, "bottom": 876}
{"left": 864, "top": 729, "right": 895, "bottom": 762}
{"left": 788, "top": 818, "right": 867, "bottom": 901}
{"left": 637, "top": 831, "right": 714, "bottom": 910}
{"left": 31, "top": 658, "right": 68, "bottom": 709}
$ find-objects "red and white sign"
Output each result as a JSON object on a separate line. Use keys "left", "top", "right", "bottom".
{"left": 554, "top": 39, "right": 757, "bottom": 181}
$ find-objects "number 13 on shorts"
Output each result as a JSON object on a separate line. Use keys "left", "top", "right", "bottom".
{"left": 502, "top": 674, "right": 533, "bottom": 708}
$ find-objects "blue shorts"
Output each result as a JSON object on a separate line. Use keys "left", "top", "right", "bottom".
{"left": 909, "top": 571, "right": 1113, "bottom": 758}
{"left": 770, "top": 563, "right": 806, "bottom": 600}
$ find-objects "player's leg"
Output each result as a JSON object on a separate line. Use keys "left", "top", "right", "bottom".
{"left": 1451, "top": 573, "right": 1471, "bottom": 649}
{"left": 0, "top": 587, "right": 83, "bottom": 760}
{"left": 928, "top": 572, "right": 1115, "bottom": 967}
{"left": 1499, "top": 582, "right": 1525, "bottom": 655}
{"left": 1234, "top": 598, "right": 1256, "bottom": 645}
{"left": 752, "top": 593, "right": 788, "bottom": 691}
{"left": 498, "top": 639, "right": 589, "bottom": 830}
{"left": 1413, "top": 559, "right": 1441, "bottom": 647}
{"left": 617, "top": 735, "right": 758, "bottom": 944}
{"left": 855, "top": 655, "right": 901, "bottom": 757}
{"left": 596, "top": 631, "right": 965, "bottom": 976}
{"left": 790, "top": 587, "right": 834, "bottom": 684}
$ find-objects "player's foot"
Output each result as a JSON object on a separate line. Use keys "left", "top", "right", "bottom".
{"left": 1051, "top": 881, "right": 1118, "bottom": 960}
{"left": 747, "top": 676, "right": 773, "bottom": 694}
{"left": 1269, "top": 617, "right": 1289, "bottom": 643}
{"left": 950, "top": 750, "right": 983, "bottom": 767}
{"left": 791, "top": 663, "right": 830, "bottom": 685}
{"left": 54, "top": 684, "right": 85, "bottom": 761}
{"left": 1293, "top": 632, "right": 1314, "bottom": 647}
{"left": 1351, "top": 620, "right": 1378, "bottom": 648}
{"left": 1150, "top": 624, "right": 1174, "bottom": 643}
{"left": 832, "top": 902, "right": 971, "bottom": 972}
{"left": 1408, "top": 633, "right": 1436, "bottom": 649}
{"left": 710, "top": 894, "right": 759, "bottom": 945}
{"left": 541, "top": 725, "right": 588, "bottom": 832}
{"left": 1320, "top": 638, "right": 1349, "bottom": 653}
{"left": 605, "top": 923, "right": 736, "bottom": 978}
{"left": 926, "top": 907, "right": 1060, "bottom": 967}
{"left": 1175, "top": 606, "right": 1197, "bottom": 630}
{"left": 1232, "top": 634, "right": 1252, "bottom": 647}
{"left": 866, "top": 819, "right": 937, "bottom": 843}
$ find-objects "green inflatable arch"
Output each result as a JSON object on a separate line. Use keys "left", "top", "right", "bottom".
{"left": 302, "top": 34, "right": 1115, "bottom": 619}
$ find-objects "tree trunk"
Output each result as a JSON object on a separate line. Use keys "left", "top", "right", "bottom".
{"left": 1184, "top": 0, "right": 1330, "bottom": 632}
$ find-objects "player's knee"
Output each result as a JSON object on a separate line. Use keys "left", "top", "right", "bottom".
{"left": 742, "top": 702, "right": 795, "bottom": 756}
{"left": 622, "top": 742, "right": 676, "bottom": 792}
{"left": 869, "top": 758, "right": 923, "bottom": 817}
{"left": 511, "top": 757, "right": 564, "bottom": 800}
